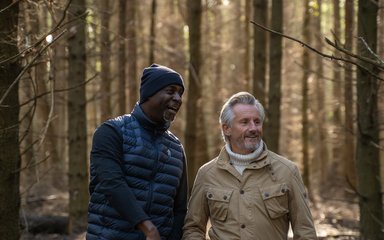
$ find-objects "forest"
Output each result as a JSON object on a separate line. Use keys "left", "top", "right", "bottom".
{"left": 0, "top": 0, "right": 383, "bottom": 239}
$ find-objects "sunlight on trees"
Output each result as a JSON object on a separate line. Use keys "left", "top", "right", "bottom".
{"left": 0, "top": 0, "right": 382, "bottom": 239}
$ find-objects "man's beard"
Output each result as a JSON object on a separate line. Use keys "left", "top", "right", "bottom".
{"left": 163, "top": 111, "right": 176, "bottom": 123}
{"left": 242, "top": 138, "right": 261, "bottom": 152}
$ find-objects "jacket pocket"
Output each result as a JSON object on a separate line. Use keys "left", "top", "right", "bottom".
{"left": 261, "top": 183, "right": 289, "bottom": 219}
{"left": 206, "top": 188, "right": 233, "bottom": 221}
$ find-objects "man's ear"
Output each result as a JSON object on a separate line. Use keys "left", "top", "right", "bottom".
{"left": 222, "top": 124, "right": 231, "bottom": 137}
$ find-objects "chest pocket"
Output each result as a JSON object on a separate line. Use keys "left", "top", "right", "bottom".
{"left": 261, "top": 183, "right": 289, "bottom": 219}
{"left": 206, "top": 188, "right": 233, "bottom": 221}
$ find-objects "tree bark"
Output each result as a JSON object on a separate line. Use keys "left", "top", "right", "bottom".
{"left": 99, "top": 0, "right": 112, "bottom": 121}
{"left": 0, "top": 1, "right": 21, "bottom": 239}
{"left": 52, "top": 3, "right": 69, "bottom": 165}
{"left": 343, "top": 0, "right": 356, "bottom": 189}
{"left": 118, "top": 0, "right": 127, "bottom": 114}
{"left": 244, "top": 0, "right": 251, "bottom": 91}
{"left": 252, "top": 0, "right": 268, "bottom": 106}
{"left": 30, "top": 5, "right": 63, "bottom": 190}
{"left": 313, "top": 0, "right": 328, "bottom": 195}
{"left": 229, "top": 0, "right": 246, "bottom": 92}
{"left": 67, "top": 0, "right": 89, "bottom": 233}
{"left": 301, "top": 0, "right": 311, "bottom": 191}
{"left": 356, "top": 0, "right": 382, "bottom": 239}
{"left": 165, "top": 0, "right": 186, "bottom": 138}
{"left": 127, "top": 0, "right": 138, "bottom": 110}
{"left": 185, "top": 0, "right": 209, "bottom": 190}
{"left": 149, "top": 0, "right": 157, "bottom": 64}
{"left": 331, "top": 0, "right": 342, "bottom": 171}
{"left": 379, "top": 0, "right": 384, "bottom": 205}
{"left": 19, "top": 2, "right": 42, "bottom": 192}
{"left": 212, "top": 2, "right": 224, "bottom": 155}
{"left": 265, "top": 0, "right": 283, "bottom": 152}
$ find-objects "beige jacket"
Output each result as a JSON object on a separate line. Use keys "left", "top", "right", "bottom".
{"left": 182, "top": 146, "right": 317, "bottom": 240}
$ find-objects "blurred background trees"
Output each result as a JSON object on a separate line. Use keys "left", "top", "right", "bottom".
{"left": 0, "top": 0, "right": 383, "bottom": 239}
{"left": 0, "top": 1, "right": 21, "bottom": 239}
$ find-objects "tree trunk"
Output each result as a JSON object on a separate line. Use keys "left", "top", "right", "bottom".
{"left": 356, "top": 0, "right": 382, "bottom": 239}
{"left": 313, "top": 0, "right": 328, "bottom": 195}
{"left": 127, "top": 0, "right": 138, "bottom": 110}
{"left": 252, "top": 0, "right": 268, "bottom": 106}
{"left": 149, "top": 0, "right": 157, "bottom": 64}
{"left": 185, "top": 0, "right": 209, "bottom": 189}
{"left": 343, "top": 0, "right": 356, "bottom": 189}
{"left": 100, "top": 0, "right": 112, "bottom": 121}
{"left": 212, "top": 2, "right": 224, "bottom": 155}
{"left": 229, "top": 0, "right": 246, "bottom": 92}
{"left": 0, "top": 1, "right": 21, "bottom": 239}
{"left": 165, "top": 0, "right": 186, "bottom": 138}
{"left": 35, "top": 57, "right": 62, "bottom": 189}
{"left": 31, "top": 6, "right": 63, "bottom": 190}
{"left": 244, "top": 0, "right": 251, "bottom": 91}
{"left": 379, "top": 0, "right": 384, "bottom": 205}
{"left": 51, "top": 4, "right": 69, "bottom": 177}
{"left": 301, "top": 0, "right": 311, "bottom": 191}
{"left": 19, "top": 2, "right": 42, "bottom": 192}
{"left": 331, "top": 0, "right": 342, "bottom": 172}
{"left": 67, "top": 0, "right": 89, "bottom": 233}
{"left": 265, "top": 0, "right": 283, "bottom": 152}
{"left": 118, "top": 0, "right": 127, "bottom": 115}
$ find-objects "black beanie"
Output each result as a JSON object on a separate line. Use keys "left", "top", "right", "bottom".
{"left": 139, "top": 64, "right": 184, "bottom": 104}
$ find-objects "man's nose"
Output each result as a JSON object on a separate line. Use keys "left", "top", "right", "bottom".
{"left": 173, "top": 92, "right": 182, "bottom": 102}
{"left": 249, "top": 122, "right": 257, "bottom": 131}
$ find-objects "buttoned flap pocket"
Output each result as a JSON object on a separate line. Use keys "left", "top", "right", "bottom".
{"left": 206, "top": 188, "right": 233, "bottom": 221}
{"left": 261, "top": 183, "right": 289, "bottom": 219}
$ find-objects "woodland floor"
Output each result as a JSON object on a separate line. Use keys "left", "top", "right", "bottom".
{"left": 20, "top": 190, "right": 360, "bottom": 240}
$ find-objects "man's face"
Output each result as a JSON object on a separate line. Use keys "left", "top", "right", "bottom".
{"left": 223, "top": 103, "right": 263, "bottom": 154}
{"left": 146, "top": 84, "right": 183, "bottom": 124}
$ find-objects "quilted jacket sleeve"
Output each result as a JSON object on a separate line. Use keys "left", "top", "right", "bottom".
{"left": 168, "top": 149, "right": 189, "bottom": 240}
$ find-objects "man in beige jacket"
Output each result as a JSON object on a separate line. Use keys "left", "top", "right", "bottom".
{"left": 182, "top": 92, "right": 317, "bottom": 240}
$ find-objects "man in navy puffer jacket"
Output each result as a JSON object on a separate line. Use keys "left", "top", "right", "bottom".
{"left": 87, "top": 64, "right": 188, "bottom": 240}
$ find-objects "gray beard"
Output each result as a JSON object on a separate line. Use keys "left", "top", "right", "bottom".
{"left": 244, "top": 140, "right": 261, "bottom": 151}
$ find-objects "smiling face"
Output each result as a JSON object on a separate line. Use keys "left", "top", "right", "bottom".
{"left": 222, "top": 103, "right": 263, "bottom": 154}
{"left": 142, "top": 84, "right": 184, "bottom": 124}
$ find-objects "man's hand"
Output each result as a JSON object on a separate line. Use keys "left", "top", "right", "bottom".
{"left": 137, "top": 220, "right": 161, "bottom": 240}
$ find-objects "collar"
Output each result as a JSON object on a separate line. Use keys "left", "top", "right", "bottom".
{"left": 131, "top": 103, "right": 170, "bottom": 133}
{"left": 217, "top": 142, "right": 271, "bottom": 171}
{"left": 225, "top": 140, "right": 264, "bottom": 166}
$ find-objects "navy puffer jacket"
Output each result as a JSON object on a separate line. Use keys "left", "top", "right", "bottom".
{"left": 87, "top": 104, "right": 188, "bottom": 240}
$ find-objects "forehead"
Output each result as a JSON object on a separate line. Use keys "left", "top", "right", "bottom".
{"left": 232, "top": 104, "right": 260, "bottom": 119}
{"left": 163, "top": 84, "right": 184, "bottom": 93}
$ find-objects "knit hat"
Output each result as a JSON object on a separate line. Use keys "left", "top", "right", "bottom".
{"left": 139, "top": 64, "right": 184, "bottom": 103}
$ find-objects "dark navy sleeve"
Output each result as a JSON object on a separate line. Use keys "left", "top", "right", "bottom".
{"left": 90, "top": 123, "right": 150, "bottom": 227}
{"left": 167, "top": 148, "right": 189, "bottom": 240}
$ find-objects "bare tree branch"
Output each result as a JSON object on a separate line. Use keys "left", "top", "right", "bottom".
{"left": 19, "top": 74, "right": 97, "bottom": 108}
{"left": 250, "top": 21, "right": 384, "bottom": 81}
{"left": 18, "top": 70, "right": 38, "bottom": 144}
{"left": 0, "top": 0, "right": 73, "bottom": 65}
{"left": 38, "top": 73, "right": 55, "bottom": 146}
{"left": 0, "top": 30, "right": 67, "bottom": 107}
{"left": 357, "top": 37, "right": 384, "bottom": 65}
{"left": 0, "top": 0, "right": 21, "bottom": 14}
{"left": 325, "top": 33, "right": 384, "bottom": 70}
